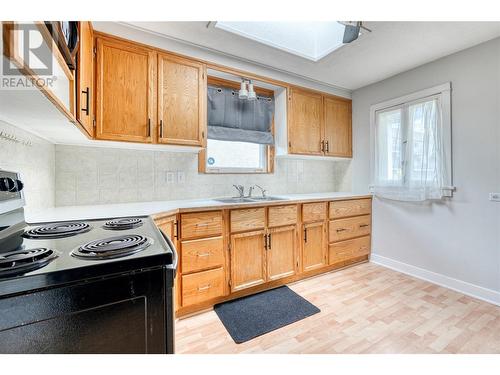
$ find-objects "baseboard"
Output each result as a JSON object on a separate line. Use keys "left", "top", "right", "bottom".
{"left": 370, "top": 254, "right": 500, "bottom": 307}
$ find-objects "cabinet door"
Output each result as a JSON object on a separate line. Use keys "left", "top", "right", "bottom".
{"left": 95, "top": 36, "right": 156, "bottom": 143}
{"left": 267, "top": 225, "right": 296, "bottom": 281}
{"left": 302, "top": 221, "right": 327, "bottom": 272}
{"left": 324, "top": 96, "right": 352, "bottom": 157}
{"left": 155, "top": 215, "right": 177, "bottom": 243}
{"left": 288, "top": 88, "right": 323, "bottom": 155}
{"left": 157, "top": 53, "right": 206, "bottom": 146}
{"left": 76, "top": 21, "right": 93, "bottom": 137}
{"left": 230, "top": 230, "right": 267, "bottom": 292}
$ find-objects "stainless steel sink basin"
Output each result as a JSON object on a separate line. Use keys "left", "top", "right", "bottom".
{"left": 213, "top": 197, "right": 256, "bottom": 204}
{"left": 213, "top": 196, "right": 288, "bottom": 204}
{"left": 249, "top": 196, "right": 287, "bottom": 201}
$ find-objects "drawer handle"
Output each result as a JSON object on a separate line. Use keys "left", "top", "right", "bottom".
{"left": 196, "top": 252, "right": 211, "bottom": 257}
{"left": 196, "top": 223, "right": 209, "bottom": 227}
{"left": 198, "top": 284, "right": 211, "bottom": 291}
{"left": 336, "top": 228, "right": 347, "bottom": 232}
{"left": 359, "top": 224, "right": 370, "bottom": 228}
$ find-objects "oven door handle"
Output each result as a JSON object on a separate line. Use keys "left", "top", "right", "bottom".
{"left": 159, "top": 229, "right": 178, "bottom": 278}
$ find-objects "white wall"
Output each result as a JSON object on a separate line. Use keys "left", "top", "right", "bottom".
{"left": 352, "top": 38, "right": 500, "bottom": 296}
{"left": 0, "top": 120, "right": 55, "bottom": 216}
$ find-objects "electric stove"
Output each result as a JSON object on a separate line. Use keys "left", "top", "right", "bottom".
{"left": 0, "top": 169, "right": 177, "bottom": 354}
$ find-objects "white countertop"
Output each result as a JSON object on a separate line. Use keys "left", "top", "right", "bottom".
{"left": 26, "top": 192, "right": 371, "bottom": 223}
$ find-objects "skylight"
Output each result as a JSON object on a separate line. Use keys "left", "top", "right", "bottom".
{"left": 214, "top": 22, "right": 348, "bottom": 62}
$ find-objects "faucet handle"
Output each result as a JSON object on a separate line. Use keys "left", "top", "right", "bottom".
{"left": 232, "top": 184, "right": 245, "bottom": 197}
{"left": 254, "top": 184, "right": 267, "bottom": 198}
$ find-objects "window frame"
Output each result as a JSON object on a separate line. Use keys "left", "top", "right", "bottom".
{"left": 369, "top": 82, "right": 454, "bottom": 196}
{"left": 199, "top": 76, "right": 275, "bottom": 174}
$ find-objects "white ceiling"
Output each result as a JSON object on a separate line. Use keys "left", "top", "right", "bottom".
{"left": 123, "top": 21, "right": 500, "bottom": 91}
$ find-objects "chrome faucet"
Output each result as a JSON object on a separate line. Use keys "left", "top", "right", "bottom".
{"left": 254, "top": 184, "right": 267, "bottom": 198}
{"left": 232, "top": 184, "right": 245, "bottom": 198}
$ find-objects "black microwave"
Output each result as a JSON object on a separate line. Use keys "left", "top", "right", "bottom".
{"left": 44, "top": 21, "right": 79, "bottom": 70}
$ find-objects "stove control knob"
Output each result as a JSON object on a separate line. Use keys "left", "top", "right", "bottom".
{"left": 0, "top": 177, "right": 23, "bottom": 192}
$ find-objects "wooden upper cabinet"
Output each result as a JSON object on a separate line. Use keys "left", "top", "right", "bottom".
{"left": 230, "top": 230, "right": 267, "bottom": 292}
{"left": 76, "top": 21, "right": 93, "bottom": 137}
{"left": 95, "top": 36, "right": 156, "bottom": 143}
{"left": 157, "top": 53, "right": 206, "bottom": 146}
{"left": 324, "top": 96, "right": 352, "bottom": 157}
{"left": 288, "top": 86, "right": 352, "bottom": 158}
{"left": 288, "top": 87, "right": 323, "bottom": 155}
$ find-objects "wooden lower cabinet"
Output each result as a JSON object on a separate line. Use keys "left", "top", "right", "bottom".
{"left": 155, "top": 214, "right": 177, "bottom": 243}
{"left": 302, "top": 221, "right": 327, "bottom": 272}
{"left": 230, "top": 230, "right": 267, "bottom": 292}
{"left": 172, "top": 198, "right": 371, "bottom": 316}
{"left": 329, "top": 199, "right": 371, "bottom": 219}
{"left": 329, "top": 215, "right": 371, "bottom": 242}
{"left": 329, "top": 236, "right": 371, "bottom": 264}
{"left": 181, "top": 267, "right": 225, "bottom": 307}
{"left": 267, "top": 225, "right": 296, "bottom": 281}
{"left": 180, "top": 211, "right": 222, "bottom": 240}
{"left": 181, "top": 237, "right": 223, "bottom": 273}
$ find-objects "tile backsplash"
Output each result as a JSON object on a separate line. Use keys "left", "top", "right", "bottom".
{"left": 0, "top": 120, "right": 55, "bottom": 215}
{"left": 55, "top": 145, "right": 352, "bottom": 206}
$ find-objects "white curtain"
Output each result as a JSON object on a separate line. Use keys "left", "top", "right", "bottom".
{"left": 372, "top": 97, "right": 447, "bottom": 201}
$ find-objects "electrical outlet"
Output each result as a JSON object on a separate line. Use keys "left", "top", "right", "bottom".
{"left": 177, "top": 171, "right": 185, "bottom": 184}
{"left": 489, "top": 193, "right": 500, "bottom": 202}
{"left": 165, "top": 171, "right": 175, "bottom": 184}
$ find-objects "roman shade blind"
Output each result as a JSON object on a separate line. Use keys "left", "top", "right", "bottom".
{"left": 207, "top": 85, "right": 275, "bottom": 145}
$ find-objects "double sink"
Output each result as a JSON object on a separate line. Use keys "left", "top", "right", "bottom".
{"left": 213, "top": 196, "right": 287, "bottom": 204}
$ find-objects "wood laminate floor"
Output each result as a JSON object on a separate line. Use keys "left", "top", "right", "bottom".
{"left": 175, "top": 263, "right": 500, "bottom": 354}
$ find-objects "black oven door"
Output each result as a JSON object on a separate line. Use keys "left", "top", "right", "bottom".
{"left": 0, "top": 267, "right": 170, "bottom": 354}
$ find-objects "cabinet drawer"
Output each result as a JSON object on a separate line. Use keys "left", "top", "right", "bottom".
{"left": 302, "top": 202, "right": 327, "bottom": 223}
{"left": 230, "top": 207, "right": 266, "bottom": 232}
{"left": 329, "top": 236, "right": 371, "bottom": 264}
{"left": 329, "top": 215, "right": 371, "bottom": 242}
{"left": 268, "top": 205, "right": 297, "bottom": 228}
{"left": 329, "top": 199, "right": 371, "bottom": 219}
{"left": 181, "top": 211, "right": 222, "bottom": 240}
{"left": 181, "top": 267, "right": 225, "bottom": 307}
{"left": 181, "top": 237, "right": 224, "bottom": 273}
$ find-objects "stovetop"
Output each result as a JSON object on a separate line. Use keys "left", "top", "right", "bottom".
{"left": 0, "top": 216, "right": 174, "bottom": 297}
